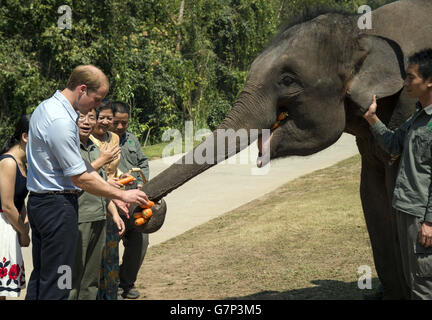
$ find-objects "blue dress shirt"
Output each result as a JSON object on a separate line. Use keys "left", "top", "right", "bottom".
{"left": 27, "top": 90, "right": 87, "bottom": 192}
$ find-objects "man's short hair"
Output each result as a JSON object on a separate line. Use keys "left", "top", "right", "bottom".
{"left": 66, "top": 65, "right": 109, "bottom": 93}
{"left": 408, "top": 48, "right": 432, "bottom": 80}
{"left": 112, "top": 101, "right": 130, "bottom": 117}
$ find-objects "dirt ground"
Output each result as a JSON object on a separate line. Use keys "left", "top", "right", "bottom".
{"left": 135, "top": 155, "right": 381, "bottom": 300}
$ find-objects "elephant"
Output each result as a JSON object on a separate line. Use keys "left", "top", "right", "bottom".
{"left": 135, "top": 0, "right": 432, "bottom": 300}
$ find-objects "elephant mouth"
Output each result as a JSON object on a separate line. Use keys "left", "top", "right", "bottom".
{"left": 256, "top": 112, "right": 289, "bottom": 167}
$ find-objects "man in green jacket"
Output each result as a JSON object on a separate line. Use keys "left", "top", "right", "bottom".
{"left": 363, "top": 49, "right": 432, "bottom": 299}
{"left": 69, "top": 107, "right": 124, "bottom": 300}
{"left": 111, "top": 101, "right": 150, "bottom": 299}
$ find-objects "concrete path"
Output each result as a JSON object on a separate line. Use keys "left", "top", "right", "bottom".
{"left": 12, "top": 133, "right": 358, "bottom": 300}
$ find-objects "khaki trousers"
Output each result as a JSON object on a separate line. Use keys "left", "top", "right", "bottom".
{"left": 395, "top": 210, "right": 432, "bottom": 300}
{"left": 69, "top": 220, "right": 106, "bottom": 300}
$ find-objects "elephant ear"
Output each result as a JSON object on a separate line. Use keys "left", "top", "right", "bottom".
{"left": 347, "top": 34, "right": 405, "bottom": 112}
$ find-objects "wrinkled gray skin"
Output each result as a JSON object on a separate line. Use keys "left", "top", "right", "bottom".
{"left": 138, "top": 0, "right": 432, "bottom": 299}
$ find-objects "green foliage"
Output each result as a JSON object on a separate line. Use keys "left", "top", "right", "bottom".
{"left": 0, "top": 0, "right": 396, "bottom": 148}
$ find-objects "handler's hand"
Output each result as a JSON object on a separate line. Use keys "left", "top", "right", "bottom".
{"left": 122, "top": 189, "right": 149, "bottom": 208}
{"left": 362, "top": 95, "right": 379, "bottom": 122}
{"left": 418, "top": 221, "right": 432, "bottom": 248}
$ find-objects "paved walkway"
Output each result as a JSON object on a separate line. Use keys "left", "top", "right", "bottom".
{"left": 12, "top": 133, "right": 359, "bottom": 300}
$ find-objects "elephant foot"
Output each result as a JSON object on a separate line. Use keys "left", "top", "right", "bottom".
{"left": 129, "top": 199, "right": 167, "bottom": 233}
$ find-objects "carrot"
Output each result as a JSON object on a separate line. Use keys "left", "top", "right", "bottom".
{"left": 278, "top": 113, "right": 287, "bottom": 121}
{"left": 142, "top": 208, "right": 152, "bottom": 219}
{"left": 135, "top": 217, "right": 146, "bottom": 226}
{"left": 118, "top": 176, "right": 136, "bottom": 185}
{"left": 141, "top": 200, "right": 155, "bottom": 209}
{"left": 133, "top": 212, "right": 144, "bottom": 219}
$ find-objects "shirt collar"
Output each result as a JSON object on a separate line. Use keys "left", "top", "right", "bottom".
{"left": 119, "top": 131, "right": 129, "bottom": 145}
{"left": 423, "top": 103, "right": 432, "bottom": 115}
{"left": 53, "top": 90, "right": 80, "bottom": 123}
{"left": 80, "top": 138, "right": 95, "bottom": 151}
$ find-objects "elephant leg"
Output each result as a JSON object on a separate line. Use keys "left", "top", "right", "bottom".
{"left": 359, "top": 157, "right": 409, "bottom": 299}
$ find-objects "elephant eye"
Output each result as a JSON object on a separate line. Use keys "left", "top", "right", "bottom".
{"left": 281, "top": 74, "right": 295, "bottom": 86}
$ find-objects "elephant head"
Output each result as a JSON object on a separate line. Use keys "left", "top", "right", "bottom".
{"left": 138, "top": 9, "right": 407, "bottom": 233}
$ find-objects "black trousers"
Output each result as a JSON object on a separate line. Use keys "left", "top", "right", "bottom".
{"left": 25, "top": 193, "right": 79, "bottom": 300}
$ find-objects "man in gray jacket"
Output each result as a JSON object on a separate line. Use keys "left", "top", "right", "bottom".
{"left": 111, "top": 101, "right": 150, "bottom": 299}
{"left": 363, "top": 49, "right": 432, "bottom": 299}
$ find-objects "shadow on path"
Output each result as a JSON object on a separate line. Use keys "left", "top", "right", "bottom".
{"left": 225, "top": 278, "right": 381, "bottom": 300}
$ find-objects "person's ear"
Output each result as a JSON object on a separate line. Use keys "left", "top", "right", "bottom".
{"left": 22, "top": 132, "right": 28, "bottom": 144}
{"left": 426, "top": 77, "right": 432, "bottom": 88}
{"left": 78, "top": 84, "right": 87, "bottom": 96}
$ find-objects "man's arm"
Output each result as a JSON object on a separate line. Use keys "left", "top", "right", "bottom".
{"left": 363, "top": 95, "right": 412, "bottom": 156}
{"left": 70, "top": 160, "right": 148, "bottom": 207}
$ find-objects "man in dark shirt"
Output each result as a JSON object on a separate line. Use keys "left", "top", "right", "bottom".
{"left": 111, "top": 101, "right": 150, "bottom": 299}
{"left": 363, "top": 49, "right": 432, "bottom": 299}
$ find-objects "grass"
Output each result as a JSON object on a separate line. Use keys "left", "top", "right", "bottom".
{"left": 136, "top": 154, "right": 379, "bottom": 300}
{"left": 143, "top": 139, "right": 204, "bottom": 160}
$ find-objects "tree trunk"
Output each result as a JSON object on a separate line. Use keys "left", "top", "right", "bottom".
{"left": 176, "top": 0, "right": 185, "bottom": 52}
{"left": 277, "top": 0, "right": 285, "bottom": 20}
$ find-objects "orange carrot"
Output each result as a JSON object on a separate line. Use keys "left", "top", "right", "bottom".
{"left": 278, "top": 113, "right": 287, "bottom": 121}
{"left": 118, "top": 176, "right": 136, "bottom": 185}
{"left": 142, "top": 208, "right": 153, "bottom": 219}
{"left": 133, "top": 212, "right": 144, "bottom": 219}
{"left": 135, "top": 217, "right": 146, "bottom": 226}
{"left": 141, "top": 201, "right": 155, "bottom": 209}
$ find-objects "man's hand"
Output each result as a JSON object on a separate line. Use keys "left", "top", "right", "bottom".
{"left": 418, "top": 221, "right": 432, "bottom": 248}
{"left": 362, "top": 95, "right": 380, "bottom": 126}
{"left": 112, "top": 199, "right": 130, "bottom": 218}
{"left": 122, "top": 189, "right": 149, "bottom": 208}
{"left": 108, "top": 178, "right": 123, "bottom": 189}
{"left": 112, "top": 213, "right": 126, "bottom": 236}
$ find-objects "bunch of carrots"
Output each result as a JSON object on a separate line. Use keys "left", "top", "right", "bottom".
{"left": 117, "top": 175, "right": 155, "bottom": 226}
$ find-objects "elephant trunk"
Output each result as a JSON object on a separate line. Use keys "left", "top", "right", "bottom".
{"left": 142, "top": 85, "right": 273, "bottom": 201}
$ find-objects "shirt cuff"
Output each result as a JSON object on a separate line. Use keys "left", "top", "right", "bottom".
{"left": 369, "top": 120, "right": 387, "bottom": 137}
{"left": 425, "top": 210, "right": 432, "bottom": 223}
{"left": 63, "top": 160, "right": 87, "bottom": 177}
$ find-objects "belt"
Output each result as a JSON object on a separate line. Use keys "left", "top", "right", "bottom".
{"left": 29, "top": 190, "right": 81, "bottom": 196}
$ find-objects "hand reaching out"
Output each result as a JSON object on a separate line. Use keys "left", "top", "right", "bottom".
{"left": 363, "top": 95, "right": 379, "bottom": 125}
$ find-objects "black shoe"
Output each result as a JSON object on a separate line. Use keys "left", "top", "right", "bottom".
{"left": 121, "top": 286, "right": 140, "bottom": 299}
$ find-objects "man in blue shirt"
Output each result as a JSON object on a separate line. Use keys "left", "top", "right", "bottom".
{"left": 26, "top": 65, "right": 149, "bottom": 300}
